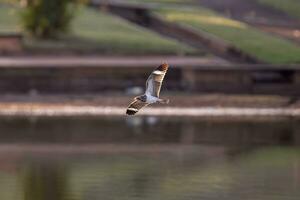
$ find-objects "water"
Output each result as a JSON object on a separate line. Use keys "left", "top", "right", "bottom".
{"left": 0, "top": 116, "right": 299, "bottom": 200}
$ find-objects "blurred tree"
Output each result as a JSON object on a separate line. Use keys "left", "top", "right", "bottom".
{"left": 21, "top": 0, "right": 78, "bottom": 38}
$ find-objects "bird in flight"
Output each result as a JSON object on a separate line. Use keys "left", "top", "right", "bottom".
{"left": 126, "top": 63, "right": 169, "bottom": 115}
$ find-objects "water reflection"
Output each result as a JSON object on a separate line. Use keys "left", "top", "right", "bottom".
{"left": 23, "top": 161, "right": 68, "bottom": 200}
{"left": 0, "top": 116, "right": 299, "bottom": 200}
{"left": 0, "top": 116, "right": 298, "bottom": 145}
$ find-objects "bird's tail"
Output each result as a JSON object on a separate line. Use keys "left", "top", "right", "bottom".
{"left": 158, "top": 99, "right": 170, "bottom": 104}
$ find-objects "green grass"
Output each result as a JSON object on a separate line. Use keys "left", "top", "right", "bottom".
{"left": 0, "top": 0, "right": 18, "bottom": 4}
{"left": 157, "top": 6, "right": 300, "bottom": 64}
{"left": 258, "top": 0, "right": 300, "bottom": 19}
{"left": 0, "top": 4, "right": 20, "bottom": 33}
{"left": 67, "top": 6, "right": 197, "bottom": 55}
{"left": 0, "top": 4, "right": 198, "bottom": 55}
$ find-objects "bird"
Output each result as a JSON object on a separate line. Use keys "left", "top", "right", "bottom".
{"left": 126, "top": 63, "right": 169, "bottom": 115}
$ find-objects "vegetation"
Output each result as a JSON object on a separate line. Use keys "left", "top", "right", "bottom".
{"left": 0, "top": 4, "right": 197, "bottom": 55}
{"left": 0, "top": 0, "right": 18, "bottom": 4}
{"left": 258, "top": 0, "right": 300, "bottom": 19}
{"left": 157, "top": 6, "right": 300, "bottom": 64}
{"left": 0, "top": 4, "right": 20, "bottom": 33}
{"left": 21, "top": 0, "right": 76, "bottom": 38}
{"left": 68, "top": 7, "right": 197, "bottom": 55}
{"left": 25, "top": 7, "right": 198, "bottom": 55}
{"left": 2, "top": 0, "right": 299, "bottom": 62}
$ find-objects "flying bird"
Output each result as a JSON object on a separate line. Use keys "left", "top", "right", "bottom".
{"left": 126, "top": 63, "right": 169, "bottom": 115}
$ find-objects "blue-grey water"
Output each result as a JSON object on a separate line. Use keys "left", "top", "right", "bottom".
{"left": 0, "top": 116, "right": 299, "bottom": 200}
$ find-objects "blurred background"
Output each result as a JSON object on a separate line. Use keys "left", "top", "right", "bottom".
{"left": 0, "top": 0, "right": 300, "bottom": 200}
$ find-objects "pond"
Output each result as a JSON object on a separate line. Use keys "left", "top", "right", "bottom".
{"left": 0, "top": 116, "right": 299, "bottom": 200}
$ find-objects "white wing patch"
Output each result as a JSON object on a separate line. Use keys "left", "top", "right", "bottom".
{"left": 127, "top": 108, "right": 138, "bottom": 112}
{"left": 153, "top": 70, "right": 165, "bottom": 75}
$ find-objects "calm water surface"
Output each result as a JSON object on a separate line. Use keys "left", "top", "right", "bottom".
{"left": 0, "top": 116, "right": 299, "bottom": 200}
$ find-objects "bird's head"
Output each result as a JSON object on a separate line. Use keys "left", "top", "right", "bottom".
{"left": 158, "top": 62, "right": 168, "bottom": 72}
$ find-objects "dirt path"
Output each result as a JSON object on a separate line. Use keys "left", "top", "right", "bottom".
{"left": 196, "top": 0, "right": 300, "bottom": 43}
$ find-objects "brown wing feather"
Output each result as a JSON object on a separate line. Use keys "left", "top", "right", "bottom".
{"left": 126, "top": 99, "right": 149, "bottom": 115}
{"left": 145, "top": 63, "right": 169, "bottom": 97}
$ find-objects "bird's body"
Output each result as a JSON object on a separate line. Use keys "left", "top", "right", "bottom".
{"left": 126, "top": 63, "right": 169, "bottom": 115}
{"left": 137, "top": 94, "right": 159, "bottom": 104}
{"left": 146, "top": 95, "right": 160, "bottom": 104}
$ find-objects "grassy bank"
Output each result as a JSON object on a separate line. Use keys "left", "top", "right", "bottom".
{"left": 157, "top": 6, "right": 300, "bottom": 64}
{"left": 68, "top": 7, "right": 197, "bottom": 55}
{"left": 0, "top": 4, "right": 20, "bottom": 33}
{"left": 258, "top": 0, "right": 300, "bottom": 19}
{"left": 0, "top": 4, "right": 198, "bottom": 55}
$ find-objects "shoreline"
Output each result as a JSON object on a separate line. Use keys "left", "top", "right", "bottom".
{"left": 0, "top": 94, "right": 298, "bottom": 117}
{"left": 0, "top": 105, "right": 299, "bottom": 118}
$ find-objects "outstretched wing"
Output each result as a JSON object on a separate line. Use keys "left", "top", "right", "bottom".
{"left": 145, "top": 63, "right": 169, "bottom": 97}
{"left": 126, "top": 99, "right": 149, "bottom": 115}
